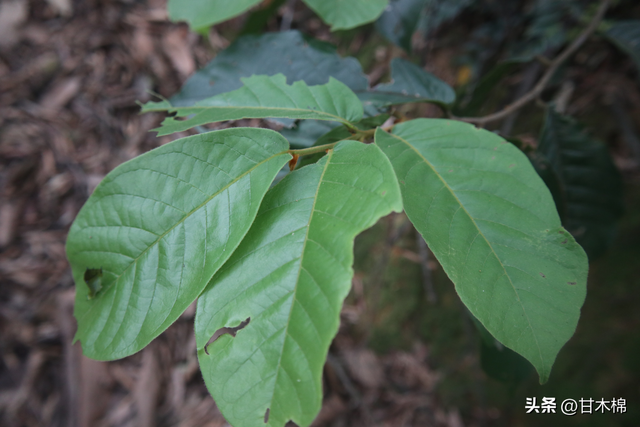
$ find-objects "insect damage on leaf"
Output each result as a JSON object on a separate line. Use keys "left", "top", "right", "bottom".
{"left": 84, "top": 268, "right": 103, "bottom": 299}
{"left": 204, "top": 317, "right": 251, "bottom": 355}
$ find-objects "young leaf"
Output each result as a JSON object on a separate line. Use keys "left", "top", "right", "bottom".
{"left": 167, "top": 0, "right": 261, "bottom": 31}
{"left": 536, "top": 109, "right": 623, "bottom": 260}
{"left": 359, "top": 58, "right": 456, "bottom": 108}
{"left": 170, "top": 31, "right": 369, "bottom": 107}
{"left": 142, "top": 75, "right": 364, "bottom": 136}
{"left": 375, "top": 119, "right": 588, "bottom": 383}
{"left": 303, "top": 0, "right": 389, "bottom": 31}
{"left": 195, "top": 140, "right": 402, "bottom": 427}
{"left": 67, "top": 128, "right": 292, "bottom": 360}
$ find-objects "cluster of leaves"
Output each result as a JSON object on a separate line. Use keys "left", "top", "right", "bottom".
{"left": 65, "top": 1, "right": 640, "bottom": 426}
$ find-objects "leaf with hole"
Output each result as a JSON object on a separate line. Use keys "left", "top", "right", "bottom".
{"left": 142, "top": 74, "right": 364, "bottom": 136}
{"left": 375, "top": 119, "right": 588, "bottom": 383}
{"left": 66, "top": 128, "right": 291, "bottom": 360}
{"left": 195, "top": 140, "right": 402, "bottom": 427}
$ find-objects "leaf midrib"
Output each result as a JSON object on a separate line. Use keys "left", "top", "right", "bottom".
{"left": 174, "top": 105, "right": 353, "bottom": 126}
{"left": 387, "top": 130, "right": 545, "bottom": 369}
{"left": 267, "top": 150, "right": 334, "bottom": 421}
{"left": 77, "top": 149, "right": 290, "bottom": 326}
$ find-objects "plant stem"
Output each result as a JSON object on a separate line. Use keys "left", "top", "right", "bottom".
{"left": 453, "top": 0, "right": 611, "bottom": 127}
{"left": 289, "top": 142, "right": 338, "bottom": 156}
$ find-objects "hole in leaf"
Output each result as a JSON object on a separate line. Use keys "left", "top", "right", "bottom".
{"left": 84, "top": 267, "right": 103, "bottom": 299}
{"left": 204, "top": 317, "right": 250, "bottom": 355}
{"left": 264, "top": 408, "right": 270, "bottom": 423}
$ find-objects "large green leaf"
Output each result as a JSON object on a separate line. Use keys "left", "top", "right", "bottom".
{"left": 195, "top": 140, "right": 402, "bottom": 427}
{"left": 168, "top": 0, "right": 260, "bottom": 31}
{"left": 375, "top": 119, "right": 588, "bottom": 383}
{"left": 142, "top": 75, "right": 364, "bottom": 136}
{"left": 170, "top": 31, "right": 369, "bottom": 107}
{"left": 303, "top": 0, "right": 389, "bottom": 31}
{"left": 535, "top": 109, "right": 623, "bottom": 260}
{"left": 606, "top": 20, "right": 640, "bottom": 75}
{"left": 376, "top": 0, "right": 426, "bottom": 51}
{"left": 67, "top": 128, "right": 291, "bottom": 360}
{"left": 359, "top": 58, "right": 455, "bottom": 108}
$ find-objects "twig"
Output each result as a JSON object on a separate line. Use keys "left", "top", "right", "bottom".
{"left": 455, "top": 0, "right": 611, "bottom": 127}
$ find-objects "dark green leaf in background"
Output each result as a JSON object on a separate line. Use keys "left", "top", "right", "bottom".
{"left": 416, "top": 0, "right": 473, "bottom": 37}
{"left": 360, "top": 58, "right": 456, "bottom": 108}
{"left": 142, "top": 75, "right": 364, "bottom": 136}
{"left": 606, "top": 20, "right": 640, "bottom": 76}
{"left": 376, "top": 0, "right": 426, "bottom": 51}
{"left": 375, "top": 119, "right": 588, "bottom": 383}
{"left": 195, "top": 140, "right": 402, "bottom": 427}
{"left": 170, "top": 31, "right": 369, "bottom": 107}
{"left": 535, "top": 109, "right": 623, "bottom": 260}
{"left": 67, "top": 128, "right": 291, "bottom": 360}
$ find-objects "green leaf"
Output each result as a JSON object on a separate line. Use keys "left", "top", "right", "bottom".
{"left": 168, "top": 0, "right": 261, "bottom": 31}
{"left": 195, "top": 140, "right": 402, "bottom": 427}
{"left": 376, "top": 0, "right": 426, "bottom": 51}
{"left": 359, "top": 58, "right": 456, "bottom": 108}
{"left": 143, "top": 75, "right": 364, "bottom": 136}
{"left": 67, "top": 128, "right": 291, "bottom": 360}
{"left": 303, "top": 0, "right": 389, "bottom": 31}
{"left": 536, "top": 109, "right": 623, "bottom": 260}
{"left": 170, "top": 31, "right": 369, "bottom": 107}
{"left": 375, "top": 119, "right": 588, "bottom": 383}
{"left": 606, "top": 20, "right": 640, "bottom": 75}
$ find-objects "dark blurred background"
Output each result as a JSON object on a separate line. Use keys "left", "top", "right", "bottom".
{"left": 0, "top": 0, "right": 639, "bottom": 426}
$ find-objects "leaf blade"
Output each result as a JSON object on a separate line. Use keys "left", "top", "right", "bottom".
{"left": 375, "top": 119, "right": 588, "bottom": 383}
{"left": 359, "top": 58, "right": 455, "bottom": 107}
{"left": 67, "top": 128, "right": 291, "bottom": 360}
{"left": 168, "top": 0, "right": 261, "bottom": 30}
{"left": 303, "top": 0, "right": 389, "bottom": 30}
{"left": 143, "top": 75, "right": 364, "bottom": 136}
{"left": 195, "top": 140, "right": 402, "bottom": 427}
